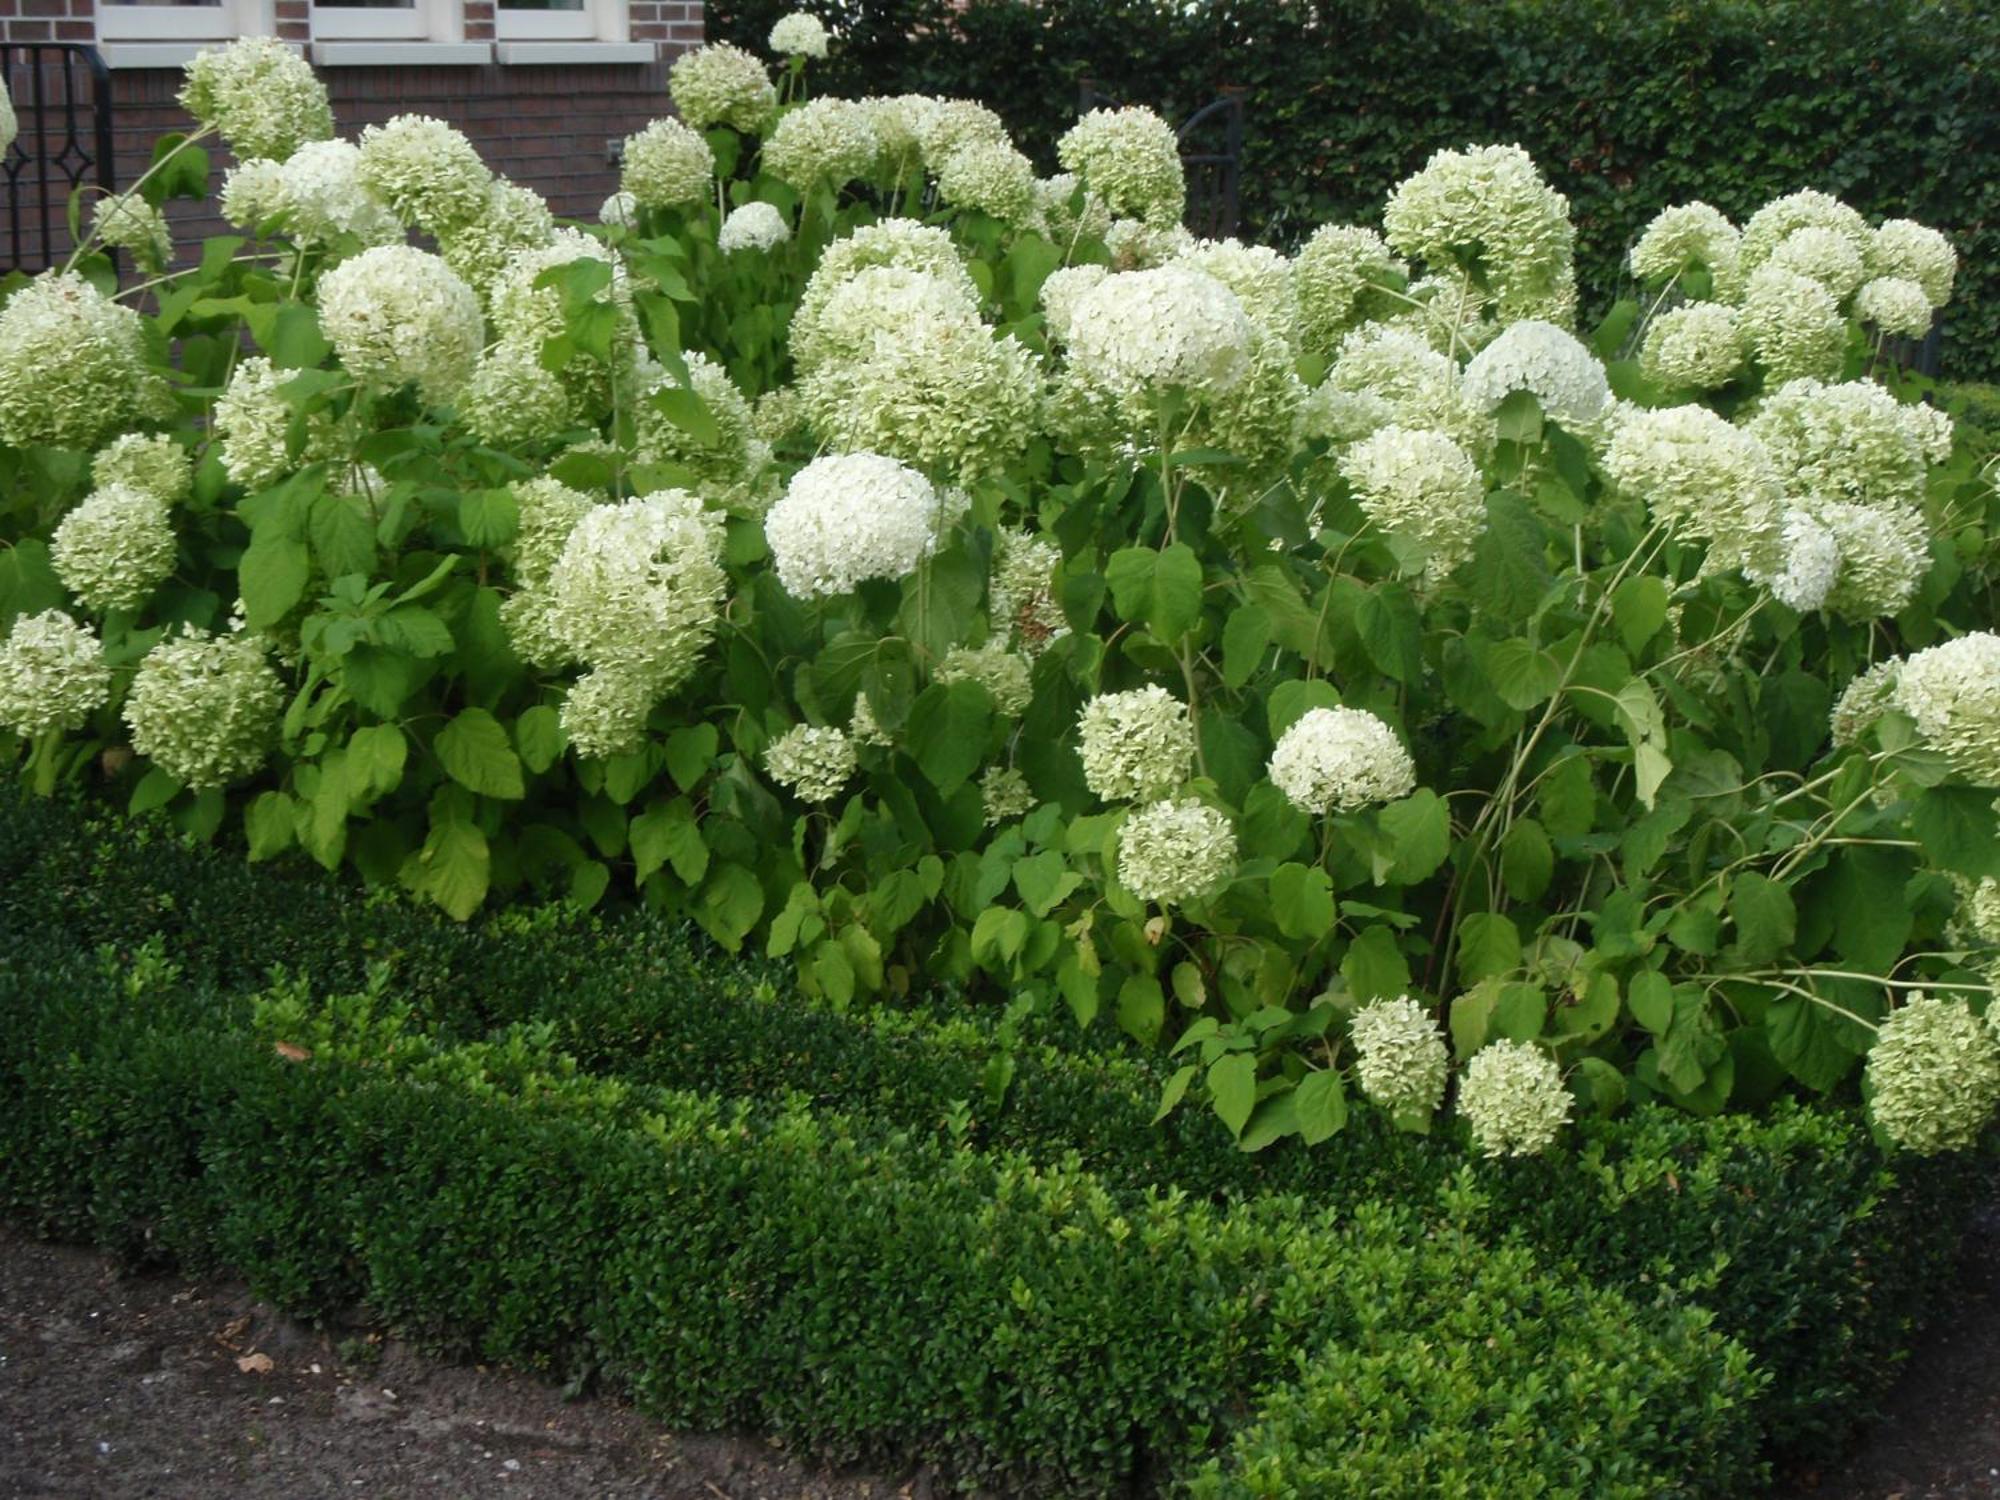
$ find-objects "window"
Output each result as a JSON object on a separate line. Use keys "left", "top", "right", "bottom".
{"left": 96, "top": 0, "right": 270, "bottom": 42}
{"left": 494, "top": 0, "right": 626, "bottom": 43}
{"left": 310, "top": 0, "right": 432, "bottom": 41}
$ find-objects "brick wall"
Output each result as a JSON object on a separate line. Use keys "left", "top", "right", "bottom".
{"left": 3, "top": 1, "right": 703, "bottom": 267}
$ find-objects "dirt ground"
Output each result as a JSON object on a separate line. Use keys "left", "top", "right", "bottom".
{"left": 3, "top": 1212, "right": 1996, "bottom": 1500}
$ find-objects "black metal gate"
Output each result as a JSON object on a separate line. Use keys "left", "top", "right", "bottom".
{"left": 2, "top": 43, "right": 118, "bottom": 275}
{"left": 1077, "top": 81, "right": 1245, "bottom": 240}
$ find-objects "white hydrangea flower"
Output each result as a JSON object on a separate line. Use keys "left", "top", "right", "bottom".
{"left": 50, "top": 485, "right": 177, "bottom": 615}
{"left": 1853, "top": 276, "right": 1935, "bottom": 339}
{"left": 599, "top": 189, "right": 638, "bottom": 229}
{"left": 1076, "top": 685, "right": 1194, "bottom": 802}
{"left": 1866, "top": 994, "right": 2000, "bottom": 1154}
{"left": 1817, "top": 501, "right": 1929, "bottom": 621}
{"left": 1294, "top": 224, "right": 1408, "bottom": 354}
{"left": 990, "top": 529, "right": 1069, "bottom": 655}
{"left": 1035, "top": 172, "right": 1113, "bottom": 247}
{"left": 1892, "top": 632, "right": 2000, "bottom": 785}
{"left": 1117, "top": 798, "right": 1236, "bottom": 906}
{"left": 791, "top": 264, "right": 982, "bottom": 376}
{"left": 558, "top": 661, "right": 656, "bottom": 761}
{"left": 980, "top": 765, "right": 1036, "bottom": 825}
{"left": 1066, "top": 266, "right": 1253, "bottom": 401}
{"left": 764, "top": 453, "right": 956, "bottom": 598}
{"left": 1457, "top": 1040, "right": 1571, "bottom": 1157}
{"left": 1600, "top": 405, "right": 1784, "bottom": 575}
{"left": 219, "top": 157, "right": 288, "bottom": 229}
{"left": 633, "top": 351, "right": 767, "bottom": 499}
{"left": 1767, "top": 225, "right": 1868, "bottom": 300}
{"left": 934, "top": 139, "right": 1038, "bottom": 222}
{"left": 1349, "top": 995, "right": 1449, "bottom": 1117}
{"left": 1739, "top": 263, "right": 1846, "bottom": 383}
{"left": 1311, "top": 324, "right": 1495, "bottom": 458}
{"left": 461, "top": 339, "right": 574, "bottom": 448}
{"left": 508, "top": 476, "right": 599, "bottom": 588}
{"left": 91, "top": 193, "right": 173, "bottom": 271}
{"left": 1039, "top": 263, "right": 1110, "bottom": 345}
{"left": 93, "top": 433, "right": 190, "bottom": 505}
{"left": 124, "top": 627, "right": 285, "bottom": 789}
{"left": 765, "top": 724, "right": 857, "bottom": 803}
{"left": 488, "top": 229, "right": 631, "bottom": 353}
{"left": 669, "top": 43, "right": 777, "bottom": 134}
{"left": 1639, "top": 302, "right": 1744, "bottom": 390}
{"left": 1338, "top": 426, "right": 1486, "bottom": 581}
{"left": 762, "top": 97, "right": 878, "bottom": 193}
{"left": 1056, "top": 107, "right": 1186, "bottom": 226}
{"left": 768, "top": 11, "right": 829, "bottom": 57}
{"left": 1740, "top": 188, "right": 1871, "bottom": 279}
{"left": 1268, "top": 706, "right": 1417, "bottom": 815}
{"left": 792, "top": 219, "right": 977, "bottom": 353}
{"left": 859, "top": 94, "right": 930, "bottom": 176}
{"left": 213, "top": 356, "right": 320, "bottom": 490}
{"left": 273, "top": 138, "right": 400, "bottom": 245}
{"left": 435, "top": 181, "right": 558, "bottom": 302}
{"left": 0, "top": 272, "right": 157, "bottom": 450}
{"left": 317, "top": 245, "right": 483, "bottom": 405}
{"left": 1830, "top": 658, "right": 1902, "bottom": 748}
{"left": 354, "top": 114, "right": 492, "bottom": 232}
{"left": 179, "top": 37, "right": 332, "bottom": 162}
{"left": 1460, "top": 319, "right": 1610, "bottom": 429}
{"left": 719, "top": 200, "right": 791, "bottom": 253}
{"left": 1751, "top": 507, "right": 1841, "bottom": 613}
{"left": 619, "top": 116, "right": 716, "bottom": 211}
{"left": 0, "top": 610, "right": 111, "bottom": 737}
{"left": 0, "top": 77, "right": 14, "bottom": 158}
{"left": 1173, "top": 238, "right": 1298, "bottom": 340}
{"left": 1628, "top": 201, "right": 1741, "bottom": 291}
{"left": 1103, "top": 216, "right": 1197, "bottom": 271}
{"left": 936, "top": 640, "right": 1033, "bottom": 716}
{"left": 1953, "top": 877, "right": 2000, "bottom": 948}
{"left": 912, "top": 98, "right": 1010, "bottom": 171}
{"left": 1749, "top": 377, "right": 1945, "bottom": 512}
{"left": 847, "top": 691, "right": 891, "bottom": 748}
{"left": 1382, "top": 144, "right": 1576, "bottom": 325}
{"left": 1871, "top": 219, "right": 1956, "bottom": 308}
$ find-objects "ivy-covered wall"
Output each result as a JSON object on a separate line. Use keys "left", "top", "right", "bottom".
{"left": 708, "top": 0, "right": 2000, "bottom": 379}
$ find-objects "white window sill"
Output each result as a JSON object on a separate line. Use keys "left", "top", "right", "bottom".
{"left": 98, "top": 39, "right": 301, "bottom": 69}
{"left": 494, "top": 40, "right": 653, "bottom": 64}
{"left": 311, "top": 41, "right": 491, "bottom": 64}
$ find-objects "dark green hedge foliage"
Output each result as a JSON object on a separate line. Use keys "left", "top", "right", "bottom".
{"left": 707, "top": 0, "right": 2000, "bottom": 379}
{"left": 0, "top": 927, "right": 1761, "bottom": 1496}
{"left": 0, "top": 789, "right": 1985, "bottom": 1463}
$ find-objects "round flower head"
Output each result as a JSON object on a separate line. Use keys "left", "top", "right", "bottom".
{"left": 1066, "top": 265, "right": 1253, "bottom": 401}
{"left": 93, "top": 433, "right": 190, "bottom": 506}
{"left": 670, "top": 43, "right": 777, "bottom": 134}
{"left": 1458, "top": 1040, "right": 1571, "bottom": 1157}
{"left": 355, "top": 114, "right": 493, "bottom": 233}
{"left": 1382, "top": 144, "right": 1576, "bottom": 324}
{"left": 462, "top": 339, "right": 575, "bottom": 448}
{"left": 1830, "top": 659, "right": 1902, "bottom": 748}
{"left": 1740, "top": 188, "right": 1871, "bottom": 279}
{"left": 1891, "top": 632, "right": 2000, "bottom": 786}
{"left": 0, "top": 272, "right": 156, "bottom": 450}
{"left": 1752, "top": 507, "right": 1841, "bottom": 613}
{"left": 621, "top": 116, "right": 716, "bottom": 211}
{"left": 488, "top": 230, "right": 632, "bottom": 358}
{"left": 273, "top": 138, "right": 400, "bottom": 246}
{"left": 1460, "top": 319, "right": 1609, "bottom": 429}
{"left": 719, "top": 200, "right": 791, "bottom": 253}
{"left": 0, "top": 610, "right": 111, "bottom": 738}
{"left": 1103, "top": 216, "right": 1197, "bottom": 271}
{"left": 1173, "top": 238, "right": 1299, "bottom": 342}
{"left": 123, "top": 627, "right": 285, "bottom": 789}
{"left": 1600, "top": 406, "right": 1783, "bottom": 576}
{"left": 1767, "top": 225, "right": 1868, "bottom": 301}
{"left": 1628, "top": 201, "right": 1741, "bottom": 292}
{"left": 1739, "top": 264, "right": 1846, "bottom": 383}
{"left": 557, "top": 661, "right": 656, "bottom": 760}
{"left": 179, "top": 37, "right": 332, "bottom": 162}
{"left": 1639, "top": 302, "right": 1744, "bottom": 390}
{"left": 936, "top": 640, "right": 1033, "bottom": 716}
{"left": 633, "top": 351, "right": 766, "bottom": 499}
{"left": 935, "top": 139, "right": 1038, "bottom": 223}
{"left": 764, "top": 452, "right": 955, "bottom": 598}
{"left": 1349, "top": 995, "right": 1449, "bottom": 1118}
{"left": 1294, "top": 224, "right": 1409, "bottom": 355}
{"left": 436, "top": 181, "right": 557, "bottom": 302}
{"left": 507, "top": 476, "right": 599, "bottom": 589}
{"left": 1338, "top": 426, "right": 1486, "bottom": 582}
{"left": 1118, "top": 798, "right": 1235, "bottom": 906}
{"left": 768, "top": 11, "right": 829, "bottom": 57}
{"left": 213, "top": 356, "right": 325, "bottom": 490}
{"left": 859, "top": 95, "right": 931, "bottom": 176}
{"left": 219, "top": 157, "right": 287, "bottom": 229}
{"left": 761, "top": 97, "right": 878, "bottom": 193}
{"left": 317, "top": 244, "right": 483, "bottom": 405}
{"left": 1056, "top": 107, "right": 1186, "bottom": 226}
{"left": 980, "top": 765, "right": 1036, "bottom": 825}
{"left": 990, "top": 529, "right": 1068, "bottom": 655}
{"left": 1076, "top": 685, "right": 1194, "bottom": 802}
{"left": 1039, "top": 263, "right": 1111, "bottom": 346}
{"left": 792, "top": 220, "right": 978, "bottom": 360}
{"left": 1268, "top": 706, "right": 1417, "bottom": 815}
{"left": 1035, "top": 173, "right": 1113, "bottom": 247}
{"left": 1871, "top": 220, "right": 1956, "bottom": 308}
{"left": 765, "top": 723, "right": 856, "bottom": 803}
{"left": 1748, "top": 377, "right": 1944, "bottom": 512}
{"left": 599, "top": 190, "right": 638, "bottom": 230}
{"left": 1817, "top": 500, "right": 1929, "bottom": 621}
{"left": 1866, "top": 994, "right": 2000, "bottom": 1154}
{"left": 1313, "top": 324, "right": 1495, "bottom": 459}
{"left": 51, "top": 485, "right": 177, "bottom": 615}
{"left": 1853, "top": 277, "right": 1934, "bottom": 339}
{"left": 91, "top": 193, "right": 172, "bottom": 272}
{"left": 790, "top": 264, "right": 983, "bottom": 377}
{"left": 913, "top": 99, "right": 1009, "bottom": 171}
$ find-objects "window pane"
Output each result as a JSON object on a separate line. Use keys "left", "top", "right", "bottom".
{"left": 497, "top": 0, "right": 587, "bottom": 11}
{"left": 101, "top": 2, "right": 227, "bottom": 8}
{"left": 314, "top": 0, "right": 417, "bottom": 8}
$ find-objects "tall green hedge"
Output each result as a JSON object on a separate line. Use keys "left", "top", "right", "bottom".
{"left": 708, "top": 0, "right": 2000, "bottom": 379}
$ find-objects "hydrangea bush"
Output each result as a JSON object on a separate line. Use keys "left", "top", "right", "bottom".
{"left": 2, "top": 32, "right": 1998, "bottom": 1161}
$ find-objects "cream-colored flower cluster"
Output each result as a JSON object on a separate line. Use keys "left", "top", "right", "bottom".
{"left": 0, "top": 273, "right": 160, "bottom": 451}
{"left": 765, "top": 724, "right": 857, "bottom": 803}
{"left": 936, "top": 640, "right": 1034, "bottom": 716}
{"left": 123, "top": 627, "right": 286, "bottom": 789}
{"left": 1117, "top": 799, "right": 1236, "bottom": 906}
{"left": 669, "top": 43, "right": 777, "bottom": 134}
{"left": 1077, "top": 685, "right": 1194, "bottom": 801}
{"left": 0, "top": 610, "right": 111, "bottom": 738}
{"left": 1056, "top": 107, "right": 1186, "bottom": 227}
{"left": 51, "top": 484, "right": 177, "bottom": 615}
{"left": 768, "top": 11, "right": 829, "bottom": 57}
{"left": 1383, "top": 144, "right": 1576, "bottom": 327}
{"left": 1338, "top": 426, "right": 1487, "bottom": 581}
{"left": 1891, "top": 633, "right": 2000, "bottom": 787}
{"left": 1865, "top": 994, "right": 2000, "bottom": 1155}
{"left": 1458, "top": 1040, "right": 1572, "bottom": 1157}
{"left": 180, "top": 37, "right": 332, "bottom": 162}
{"left": 1295, "top": 225, "right": 1409, "bottom": 357}
{"left": 621, "top": 117, "right": 716, "bottom": 211}
{"left": 764, "top": 453, "right": 957, "bottom": 598}
{"left": 317, "top": 245, "right": 484, "bottom": 406}
{"left": 1460, "top": 319, "right": 1610, "bottom": 428}
{"left": 1267, "top": 706, "right": 1417, "bottom": 815}
{"left": 719, "top": 201, "right": 791, "bottom": 253}
{"left": 1349, "top": 996, "right": 1449, "bottom": 1117}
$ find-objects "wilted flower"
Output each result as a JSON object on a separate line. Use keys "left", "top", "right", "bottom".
{"left": 765, "top": 723, "right": 857, "bottom": 803}
{"left": 1458, "top": 1040, "right": 1571, "bottom": 1157}
{"left": 1349, "top": 995, "right": 1449, "bottom": 1117}
{"left": 1268, "top": 706, "right": 1417, "bottom": 815}
{"left": 0, "top": 610, "right": 111, "bottom": 737}
{"left": 990, "top": 529, "right": 1069, "bottom": 655}
{"left": 1077, "top": 685, "right": 1194, "bottom": 801}
{"left": 123, "top": 627, "right": 286, "bottom": 789}
{"left": 1117, "top": 798, "right": 1235, "bottom": 905}
{"left": 1866, "top": 994, "right": 2000, "bottom": 1154}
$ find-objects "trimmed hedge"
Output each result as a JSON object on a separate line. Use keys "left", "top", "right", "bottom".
{"left": 0, "top": 789, "right": 1985, "bottom": 1463}
{"left": 0, "top": 931, "right": 1761, "bottom": 1495}
{"left": 707, "top": 0, "right": 2000, "bottom": 380}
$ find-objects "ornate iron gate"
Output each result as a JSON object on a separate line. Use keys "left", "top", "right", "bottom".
{"left": 1077, "top": 81, "right": 1244, "bottom": 240}
{"left": 2, "top": 43, "right": 118, "bottom": 275}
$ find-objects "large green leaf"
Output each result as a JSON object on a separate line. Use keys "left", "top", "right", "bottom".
{"left": 435, "top": 707, "right": 525, "bottom": 801}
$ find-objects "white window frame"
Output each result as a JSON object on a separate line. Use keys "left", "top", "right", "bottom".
{"left": 97, "top": 0, "right": 270, "bottom": 42}
{"left": 310, "top": 1, "right": 431, "bottom": 41}
{"left": 494, "top": 0, "right": 623, "bottom": 43}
